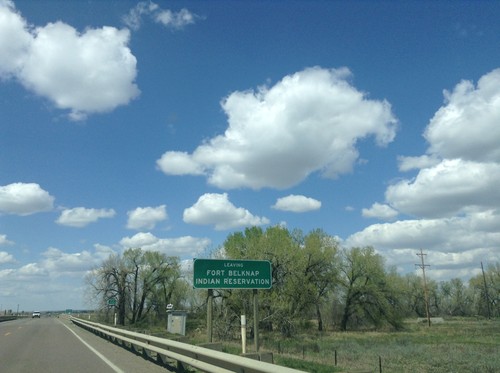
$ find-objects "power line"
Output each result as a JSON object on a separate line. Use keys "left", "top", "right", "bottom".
{"left": 480, "top": 262, "right": 492, "bottom": 319}
{"left": 416, "top": 249, "right": 431, "bottom": 327}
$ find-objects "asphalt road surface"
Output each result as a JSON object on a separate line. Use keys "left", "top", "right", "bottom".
{"left": 0, "top": 316, "right": 170, "bottom": 373}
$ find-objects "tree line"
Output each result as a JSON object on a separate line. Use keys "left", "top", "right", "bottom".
{"left": 85, "top": 226, "right": 499, "bottom": 335}
{"left": 85, "top": 248, "right": 188, "bottom": 326}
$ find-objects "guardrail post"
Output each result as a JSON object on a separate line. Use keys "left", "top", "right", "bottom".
{"left": 177, "top": 360, "right": 187, "bottom": 372}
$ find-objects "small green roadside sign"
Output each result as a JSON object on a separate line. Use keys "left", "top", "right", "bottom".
{"left": 193, "top": 259, "right": 272, "bottom": 289}
{"left": 107, "top": 298, "right": 117, "bottom": 306}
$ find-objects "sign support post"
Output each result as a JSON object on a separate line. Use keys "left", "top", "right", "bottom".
{"left": 207, "top": 289, "right": 213, "bottom": 342}
{"left": 253, "top": 289, "right": 259, "bottom": 351}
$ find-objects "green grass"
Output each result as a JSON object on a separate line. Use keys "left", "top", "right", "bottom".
{"left": 274, "top": 356, "right": 343, "bottom": 373}
{"left": 251, "top": 318, "right": 500, "bottom": 373}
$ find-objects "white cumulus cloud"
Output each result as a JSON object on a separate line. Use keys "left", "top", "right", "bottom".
{"left": 397, "top": 155, "right": 441, "bottom": 172}
{"left": 18, "top": 262, "right": 48, "bottom": 278}
{"left": 120, "top": 232, "right": 210, "bottom": 257}
{"left": 123, "top": 1, "right": 199, "bottom": 31}
{"left": 156, "top": 151, "right": 205, "bottom": 175}
{"left": 424, "top": 68, "right": 500, "bottom": 162}
{"left": 0, "top": 234, "right": 14, "bottom": 246}
{"left": 157, "top": 67, "right": 397, "bottom": 190}
{"left": 0, "top": 182, "right": 54, "bottom": 215}
{"left": 183, "top": 193, "right": 269, "bottom": 230}
{"left": 345, "top": 211, "right": 500, "bottom": 281}
{"left": 386, "top": 159, "right": 500, "bottom": 218}
{"left": 356, "top": 69, "right": 500, "bottom": 282}
{"left": 0, "top": 0, "right": 31, "bottom": 78}
{"left": 362, "top": 203, "right": 398, "bottom": 220}
{"left": 127, "top": 205, "right": 167, "bottom": 230}
{"left": 0, "top": 251, "right": 15, "bottom": 264}
{"left": 154, "top": 8, "right": 197, "bottom": 28}
{"left": 40, "top": 247, "right": 98, "bottom": 276}
{"left": 56, "top": 207, "right": 116, "bottom": 227}
{"left": 386, "top": 69, "right": 500, "bottom": 219}
{"left": 272, "top": 194, "right": 321, "bottom": 212}
{"left": 0, "top": 1, "right": 139, "bottom": 120}
{"left": 120, "top": 231, "right": 159, "bottom": 248}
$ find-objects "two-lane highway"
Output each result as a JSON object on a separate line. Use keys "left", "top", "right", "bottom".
{"left": 0, "top": 316, "right": 169, "bottom": 373}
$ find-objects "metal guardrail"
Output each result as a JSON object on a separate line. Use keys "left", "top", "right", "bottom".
{"left": 0, "top": 316, "right": 17, "bottom": 322}
{"left": 70, "top": 316, "right": 307, "bottom": 373}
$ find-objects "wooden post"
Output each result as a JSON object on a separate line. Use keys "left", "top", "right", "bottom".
{"left": 481, "top": 262, "right": 492, "bottom": 319}
{"left": 253, "top": 289, "right": 259, "bottom": 352}
{"left": 207, "top": 289, "right": 213, "bottom": 342}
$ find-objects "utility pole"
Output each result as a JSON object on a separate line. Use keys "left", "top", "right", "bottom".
{"left": 480, "top": 262, "right": 491, "bottom": 319}
{"left": 416, "top": 249, "right": 431, "bottom": 327}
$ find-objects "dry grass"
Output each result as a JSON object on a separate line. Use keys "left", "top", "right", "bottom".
{"left": 253, "top": 318, "right": 500, "bottom": 373}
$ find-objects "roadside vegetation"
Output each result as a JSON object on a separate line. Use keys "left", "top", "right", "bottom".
{"left": 260, "top": 318, "right": 500, "bottom": 372}
{"left": 84, "top": 225, "right": 499, "bottom": 371}
{"left": 87, "top": 314, "right": 499, "bottom": 372}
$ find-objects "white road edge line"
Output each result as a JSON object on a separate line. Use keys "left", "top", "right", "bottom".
{"left": 61, "top": 321, "right": 125, "bottom": 373}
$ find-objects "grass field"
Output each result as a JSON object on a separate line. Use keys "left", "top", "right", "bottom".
{"left": 94, "top": 315, "right": 499, "bottom": 372}
{"left": 251, "top": 318, "right": 500, "bottom": 373}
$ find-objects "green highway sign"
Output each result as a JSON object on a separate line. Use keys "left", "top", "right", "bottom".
{"left": 107, "top": 298, "right": 116, "bottom": 306}
{"left": 193, "top": 259, "right": 272, "bottom": 289}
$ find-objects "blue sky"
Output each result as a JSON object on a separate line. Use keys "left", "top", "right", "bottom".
{"left": 1, "top": 0, "right": 499, "bottom": 312}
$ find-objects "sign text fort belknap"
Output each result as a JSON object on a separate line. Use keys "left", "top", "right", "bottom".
{"left": 193, "top": 259, "right": 272, "bottom": 289}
